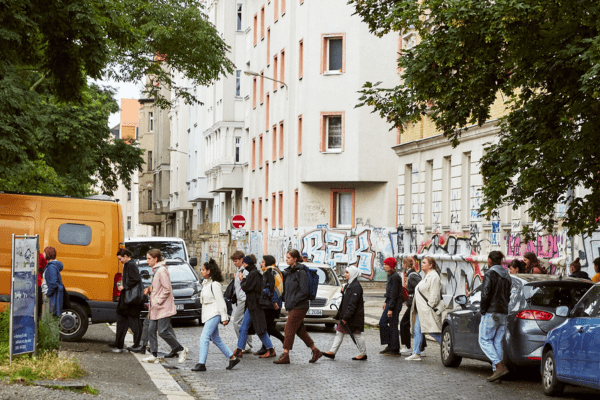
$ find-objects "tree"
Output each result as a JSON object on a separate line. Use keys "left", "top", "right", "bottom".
{"left": 349, "top": 0, "right": 600, "bottom": 237}
{"left": 0, "top": 0, "right": 235, "bottom": 196}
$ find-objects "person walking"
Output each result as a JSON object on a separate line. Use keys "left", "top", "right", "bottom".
{"left": 407, "top": 257, "right": 444, "bottom": 361}
{"left": 592, "top": 258, "right": 600, "bottom": 283}
{"left": 379, "top": 257, "right": 403, "bottom": 356}
{"left": 322, "top": 266, "right": 367, "bottom": 361}
{"left": 399, "top": 257, "right": 426, "bottom": 356}
{"left": 232, "top": 256, "right": 276, "bottom": 358}
{"left": 478, "top": 251, "right": 512, "bottom": 382}
{"left": 42, "top": 246, "right": 64, "bottom": 317}
{"left": 230, "top": 251, "right": 254, "bottom": 353}
{"left": 569, "top": 258, "right": 591, "bottom": 280}
{"left": 524, "top": 252, "right": 546, "bottom": 274}
{"left": 192, "top": 259, "right": 240, "bottom": 372}
{"left": 508, "top": 260, "right": 526, "bottom": 274}
{"left": 254, "top": 255, "right": 285, "bottom": 356}
{"left": 274, "top": 249, "right": 323, "bottom": 364}
{"left": 114, "top": 248, "right": 143, "bottom": 353}
{"left": 142, "top": 249, "right": 188, "bottom": 364}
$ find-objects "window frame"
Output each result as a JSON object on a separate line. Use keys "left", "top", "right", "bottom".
{"left": 148, "top": 190, "right": 153, "bottom": 211}
{"left": 297, "top": 115, "right": 303, "bottom": 155}
{"left": 321, "top": 34, "right": 346, "bottom": 75}
{"left": 149, "top": 112, "right": 154, "bottom": 132}
{"left": 235, "top": 70, "right": 242, "bottom": 97}
{"left": 237, "top": 4, "right": 243, "bottom": 31}
{"left": 320, "top": 112, "right": 345, "bottom": 153}
{"left": 330, "top": 189, "right": 355, "bottom": 228}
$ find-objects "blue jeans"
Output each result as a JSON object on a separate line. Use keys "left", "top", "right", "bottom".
{"left": 199, "top": 315, "right": 233, "bottom": 364}
{"left": 413, "top": 314, "right": 441, "bottom": 355}
{"left": 237, "top": 309, "right": 273, "bottom": 350}
{"left": 478, "top": 313, "right": 507, "bottom": 371}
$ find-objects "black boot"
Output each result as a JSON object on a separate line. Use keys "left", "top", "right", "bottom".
{"left": 253, "top": 345, "right": 268, "bottom": 356}
{"left": 226, "top": 357, "right": 240, "bottom": 370}
{"left": 164, "top": 345, "right": 184, "bottom": 358}
{"left": 191, "top": 363, "right": 206, "bottom": 372}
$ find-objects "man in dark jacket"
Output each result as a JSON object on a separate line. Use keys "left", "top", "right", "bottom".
{"left": 479, "top": 251, "right": 512, "bottom": 382}
{"left": 379, "top": 257, "right": 403, "bottom": 355}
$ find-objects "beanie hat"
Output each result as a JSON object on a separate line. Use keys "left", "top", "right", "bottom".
{"left": 242, "top": 256, "right": 255, "bottom": 265}
{"left": 384, "top": 257, "right": 397, "bottom": 270}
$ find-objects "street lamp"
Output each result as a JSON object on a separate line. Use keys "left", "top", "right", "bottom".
{"left": 244, "top": 70, "right": 288, "bottom": 92}
{"left": 168, "top": 147, "right": 188, "bottom": 155}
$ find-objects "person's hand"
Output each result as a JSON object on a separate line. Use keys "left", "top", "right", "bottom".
{"left": 222, "top": 320, "right": 229, "bottom": 326}
{"left": 382, "top": 303, "right": 386, "bottom": 310}
{"left": 237, "top": 272, "right": 243, "bottom": 281}
{"left": 143, "top": 287, "right": 149, "bottom": 295}
{"left": 341, "top": 319, "right": 347, "bottom": 325}
{"left": 118, "top": 285, "right": 124, "bottom": 291}
{"left": 273, "top": 303, "right": 279, "bottom": 310}
{"left": 387, "top": 310, "right": 393, "bottom": 318}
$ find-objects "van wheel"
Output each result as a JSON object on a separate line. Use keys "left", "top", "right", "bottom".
{"left": 60, "top": 303, "right": 89, "bottom": 342}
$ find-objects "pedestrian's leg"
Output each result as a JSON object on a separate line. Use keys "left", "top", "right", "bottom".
{"left": 390, "top": 306, "right": 401, "bottom": 351}
{"left": 115, "top": 314, "right": 127, "bottom": 349}
{"left": 492, "top": 319, "right": 506, "bottom": 364}
{"left": 265, "top": 310, "right": 285, "bottom": 343}
{"left": 141, "top": 318, "right": 149, "bottom": 347}
{"left": 379, "top": 305, "right": 390, "bottom": 346}
{"left": 210, "top": 320, "right": 234, "bottom": 360}
{"left": 236, "top": 309, "right": 252, "bottom": 350}
{"left": 356, "top": 333, "right": 367, "bottom": 356}
{"left": 412, "top": 315, "right": 422, "bottom": 355}
{"left": 430, "top": 333, "right": 442, "bottom": 345}
{"left": 420, "top": 334, "right": 427, "bottom": 352}
{"left": 282, "top": 309, "right": 304, "bottom": 352}
{"left": 198, "top": 316, "right": 219, "bottom": 364}
{"left": 129, "top": 315, "right": 142, "bottom": 347}
{"left": 478, "top": 314, "right": 501, "bottom": 370}
{"left": 257, "top": 332, "right": 274, "bottom": 350}
{"left": 328, "top": 330, "right": 345, "bottom": 355}
{"left": 148, "top": 319, "right": 158, "bottom": 354}
{"left": 400, "top": 308, "right": 411, "bottom": 349}
{"left": 233, "top": 299, "right": 252, "bottom": 349}
{"left": 158, "top": 317, "right": 182, "bottom": 351}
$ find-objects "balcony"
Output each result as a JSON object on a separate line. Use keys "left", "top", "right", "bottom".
{"left": 206, "top": 158, "right": 244, "bottom": 192}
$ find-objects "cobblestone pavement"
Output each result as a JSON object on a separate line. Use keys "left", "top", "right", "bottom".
{"left": 159, "top": 321, "right": 599, "bottom": 400}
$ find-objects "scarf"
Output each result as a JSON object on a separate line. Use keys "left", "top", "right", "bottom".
{"left": 346, "top": 265, "right": 360, "bottom": 285}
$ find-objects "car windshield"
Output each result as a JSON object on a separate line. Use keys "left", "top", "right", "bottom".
{"left": 127, "top": 241, "right": 186, "bottom": 261}
{"left": 138, "top": 262, "right": 196, "bottom": 283}
{"left": 523, "top": 283, "right": 592, "bottom": 309}
{"left": 572, "top": 285, "right": 600, "bottom": 317}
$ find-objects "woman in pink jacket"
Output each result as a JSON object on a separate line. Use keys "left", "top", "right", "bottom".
{"left": 142, "top": 249, "right": 188, "bottom": 364}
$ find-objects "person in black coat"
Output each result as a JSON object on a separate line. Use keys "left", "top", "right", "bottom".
{"left": 254, "top": 255, "right": 285, "bottom": 356}
{"left": 379, "top": 257, "right": 403, "bottom": 355}
{"left": 569, "top": 258, "right": 591, "bottom": 280}
{"left": 322, "top": 266, "right": 367, "bottom": 361}
{"left": 399, "top": 257, "right": 426, "bottom": 355}
{"left": 114, "top": 248, "right": 143, "bottom": 353}
{"left": 232, "top": 256, "right": 276, "bottom": 358}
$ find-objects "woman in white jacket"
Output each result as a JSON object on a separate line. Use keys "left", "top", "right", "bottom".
{"left": 192, "top": 259, "right": 241, "bottom": 372}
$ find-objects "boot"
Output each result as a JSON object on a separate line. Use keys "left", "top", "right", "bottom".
{"left": 254, "top": 345, "right": 268, "bottom": 356}
{"left": 259, "top": 348, "right": 276, "bottom": 358}
{"left": 191, "top": 363, "right": 206, "bottom": 372}
{"left": 232, "top": 348, "right": 243, "bottom": 358}
{"left": 273, "top": 352, "right": 290, "bottom": 364}
{"left": 164, "top": 345, "right": 184, "bottom": 358}
{"left": 226, "top": 357, "right": 241, "bottom": 370}
{"left": 309, "top": 348, "right": 322, "bottom": 363}
{"left": 487, "top": 363, "right": 510, "bottom": 382}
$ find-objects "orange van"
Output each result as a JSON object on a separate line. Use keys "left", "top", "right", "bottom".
{"left": 0, "top": 192, "right": 123, "bottom": 341}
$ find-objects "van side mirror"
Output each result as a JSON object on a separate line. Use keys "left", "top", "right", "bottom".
{"left": 189, "top": 257, "right": 198, "bottom": 267}
{"left": 455, "top": 295, "right": 467, "bottom": 308}
{"left": 555, "top": 306, "right": 569, "bottom": 317}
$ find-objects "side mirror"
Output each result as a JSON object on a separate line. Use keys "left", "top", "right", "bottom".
{"left": 455, "top": 295, "right": 467, "bottom": 307}
{"left": 555, "top": 306, "right": 569, "bottom": 317}
{"left": 189, "top": 257, "right": 198, "bottom": 267}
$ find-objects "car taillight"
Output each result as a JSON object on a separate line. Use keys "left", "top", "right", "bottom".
{"left": 113, "top": 272, "right": 123, "bottom": 299}
{"left": 516, "top": 310, "right": 554, "bottom": 321}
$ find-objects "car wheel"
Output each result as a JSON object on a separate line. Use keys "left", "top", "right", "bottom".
{"left": 441, "top": 326, "right": 462, "bottom": 367}
{"left": 542, "top": 350, "right": 565, "bottom": 396}
{"left": 59, "top": 302, "right": 89, "bottom": 342}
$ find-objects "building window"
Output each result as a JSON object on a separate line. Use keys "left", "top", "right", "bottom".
{"left": 294, "top": 189, "right": 299, "bottom": 228}
{"left": 127, "top": 216, "right": 132, "bottom": 230}
{"left": 259, "top": 134, "right": 264, "bottom": 167}
{"left": 280, "top": 49, "right": 285, "bottom": 85}
{"left": 127, "top": 189, "right": 132, "bottom": 201}
{"left": 237, "top": 4, "right": 243, "bottom": 31}
{"left": 297, "top": 115, "right": 303, "bottom": 155}
{"left": 272, "top": 124, "right": 277, "bottom": 161}
{"left": 273, "top": 55, "right": 278, "bottom": 91}
{"left": 252, "top": 138, "right": 256, "bottom": 170}
{"left": 258, "top": 198, "right": 263, "bottom": 230}
{"left": 331, "top": 189, "right": 354, "bottom": 228}
{"left": 235, "top": 137, "right": 241, "bottom": 163}
{"left": 281, "top": 0, "right": 286, "bottom": 15}
{"left": 149, "top": 112, "right": 154, "bottom": 132}
{"left": 148, "top": 150, "right": 153, "bottom": 170}
{"left": 236, "top": 70, "right": 241, "bottom": 97}
{"left": 299, "top": 40, "right": 303, "bottom": 79}
{"left": 253, "top": 77, "right": 257, "bottom": 108}
{"left": 253, "top": 14, "right": 258, "bottom": 46}
{"left": 320, "top": 112, "right": 345, "bottom": 153}
{"left": 272, "top": 192, "right": 276, "bottom": 223}
{"left": 260, "top": 70, "right": 264, "bottom": 104}
{"left": 148, "top": 190, "right": 153, "bottom": 210}
{"left": 260, "top": 5, "right": 265, "bottom": 39}
{"left": 251, "top": 199, "right": 256, "bottom": 230}
{"left": 267, "top": 27, "right": 271, "bottom": 65}
{"left": 265, "top": 162, "right": 269, "bottom": 198}
{"left": 321, "top": 34, "right": 346, "bottom": 74}
{"left": 135, "top": 126, "right": 139, "bottom": 139}
{"left": 279, "top": 120, "right": 284, "bottom": 159}
{"left": 266, "top": 93, "right": 270, "bottom": 131}
{"left": 278, "top": 191, "right": 283, "bottom": 228}
{"left": 274, "top": 0, "right": 279, "bottom": 21}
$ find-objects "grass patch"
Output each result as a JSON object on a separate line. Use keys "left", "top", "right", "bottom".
{"left": 46, "top": 384, "right": 99, "bottom": 395}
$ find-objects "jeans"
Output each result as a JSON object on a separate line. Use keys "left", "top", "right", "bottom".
{"left": 379, "top": 303, "right": 401, "bottom": 350}
{"left": 198, "top": 316, "right": 233, "bottom": 364}
{"left": 329, "top": 330, "right": 367, "bottom": 356}
{"left": 478, "top": 313, "right": 507, "bottom": 371}
{"left": 413, "top": 315, "right": 441, "bottom": 355}
{"left": 237, "top": 309, "right": 273, "bottom": 350}
{"left": 232, "top": 300, "right": 252, "bottom": 349}
{"left": 148, "top": 317, "right": 182, "bottom": 353}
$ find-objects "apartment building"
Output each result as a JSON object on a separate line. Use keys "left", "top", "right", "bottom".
{"left": 138, "top": 97, "right": 162, "bottom": 234}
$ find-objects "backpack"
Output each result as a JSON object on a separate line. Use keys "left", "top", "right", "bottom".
{"left": 305, "top": 267, "right": 319, "bottom": 301}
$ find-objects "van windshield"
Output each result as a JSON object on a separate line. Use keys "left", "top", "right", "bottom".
{"left": 126, "top": 241, "right": 186, "bottom": 261}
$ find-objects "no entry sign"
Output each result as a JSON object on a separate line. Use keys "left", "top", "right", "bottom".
{"left": 232, "top": 215, "right": 246, "bottom": 229}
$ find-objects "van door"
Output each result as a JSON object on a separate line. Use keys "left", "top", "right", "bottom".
{"left": 43, "top": 219, "right": 113, "bottom": 302}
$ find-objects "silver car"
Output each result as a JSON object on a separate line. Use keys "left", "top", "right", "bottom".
{"left": 277, "top": 262, "right": 343, "bottom": 327}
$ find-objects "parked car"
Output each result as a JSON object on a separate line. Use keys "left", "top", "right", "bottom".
{"left": 125, "top": 236, "right": 197, "bottom": 267}
{"left": 277, "top": 262, "right": 343, "bottom": 328}
{"left": 441, "top": 274, "right": 593, "bottom": 372}
{"left": 138, "top": 259, "right": 202, "bottom": 324}
{"left": 541, "top": 282, "right": 600, "bottom": 396}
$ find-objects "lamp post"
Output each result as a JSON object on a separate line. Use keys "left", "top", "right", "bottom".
{"left": 168, "top": 147, "right": 188, "bottom": 155}
{"left": 244, "top": 70, "right": 288, "bottom": 97}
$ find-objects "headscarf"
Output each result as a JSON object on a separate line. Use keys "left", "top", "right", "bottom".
{"left": 346, "top": 266, "right": 360, "bottom": 285}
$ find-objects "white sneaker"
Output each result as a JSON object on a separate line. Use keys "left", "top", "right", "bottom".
{"left": 400, "top": 346, "right": 411, "bottom": 355}
{"left": 406, "top": 354, "right": 422, "bottom": 361}
{"left": 178, "top": 347, "right": 189, "bottom": 364}
{"left": 420, "top": 351, "right": 426, "bottom": 357}
{"left": 142, "top": 355, "right": 157, "bottom": 363}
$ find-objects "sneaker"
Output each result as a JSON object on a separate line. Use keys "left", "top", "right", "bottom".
{"left": 406, "top": 354, "right": 422, "bottom": 361}
{"left": 127, "top": 346, "right": 144, "bottom": 353}
{"left": 112, "top": 348, "right": 124, "bottom": 353}
{"left": 420, "top": 351, "right": 426, "bottom": 357}
{"left": 178, "top": 347, "right": 189, "bottom": 364}
{"left": 165, "top": 345, "right": 184, "bottom": 358}
{"left": 400, "top": 347, "right": 412, "bottom": 355}
{"left": 226, "top": 357, "right": 241, "bottom": 370}
{"left": 142, "top": 354, "right": 157, "bottom": 363}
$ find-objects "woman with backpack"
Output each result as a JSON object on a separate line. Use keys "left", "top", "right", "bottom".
{"left": 253, "top": 255, "right": 285, "bottom": 356}
{"left": 322, "top": 266, "right": 367, "bottom": 361}
{"left": 274, "top": 249, "right": 323, "bottom": 365}
{"left": 192, "top": 259, "right": 240, "bottom": 372}
{"left": 232, "top": 256, "right": 276, "bottom": 359}
{"left": 399, "top": 257, "right": 426, "bottom": 356}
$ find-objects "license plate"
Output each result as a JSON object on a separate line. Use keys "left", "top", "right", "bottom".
{"left": 176, "top": 304, "right": 184, "bottom": 310}
{"left": 306, "top": 309, "right": 322, "bottom": 316}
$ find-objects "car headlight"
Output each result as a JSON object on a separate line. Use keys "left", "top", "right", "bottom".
{"left": 191, "top": 290, "right": 201, "bottom": 300}
{"left": 330, "top": 294, "right": 343, "bottom": 309}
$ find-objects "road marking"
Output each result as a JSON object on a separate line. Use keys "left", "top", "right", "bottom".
{"left": 107, "top": 324, "right": 193, "bottom": 400}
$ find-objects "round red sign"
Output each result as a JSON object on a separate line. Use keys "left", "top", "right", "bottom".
{"left": 232, "top": 215, "right": 246, "bottom": 229}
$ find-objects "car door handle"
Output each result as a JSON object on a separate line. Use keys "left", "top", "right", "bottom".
{"left": 575, "top": 325, "right": 584, "bottom": 334}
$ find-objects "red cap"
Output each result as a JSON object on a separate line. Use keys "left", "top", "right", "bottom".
{"left": 384, "top": 257, "right": 397, "bottom": 270}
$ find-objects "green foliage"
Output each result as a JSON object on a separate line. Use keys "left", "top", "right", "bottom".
{"left": 38, "top": 312, "right": 61, "bottom": 354}
{"left": 350, "top": 0, "right": 600, "bottom": 236}
{"left": 0, "top": 0, "right": 234, "bottom": 196}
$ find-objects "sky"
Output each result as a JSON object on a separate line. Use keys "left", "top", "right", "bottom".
{"left": 94, "top": 78, "right": 143, "bottom": 128}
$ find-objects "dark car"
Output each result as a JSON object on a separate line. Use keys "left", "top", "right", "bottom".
{"left": 138, "top": 259, "right": 202, "bottom": 324}
{"left": 541, "top": 283, "right": 600, "bottom": 396}
{"left": 441, "top": 274, "right": 593, "bottom": 372}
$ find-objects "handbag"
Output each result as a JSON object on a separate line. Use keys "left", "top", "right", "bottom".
{"left": 224, "top": 278, "right": 237, "bottom": 305}
{"left": 417, "top": 287, "right": 446, "bottom": 316}
{"left": 124, "top": 281, "right": 144, "bottom": 305}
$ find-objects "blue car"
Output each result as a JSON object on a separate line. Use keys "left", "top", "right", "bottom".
{"left": 541, "top": 282, "right": 600, "bottom": 396}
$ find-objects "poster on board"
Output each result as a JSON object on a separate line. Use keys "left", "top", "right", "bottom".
{"left": 10, "top": 235, "right": 39, "bottom": 361}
